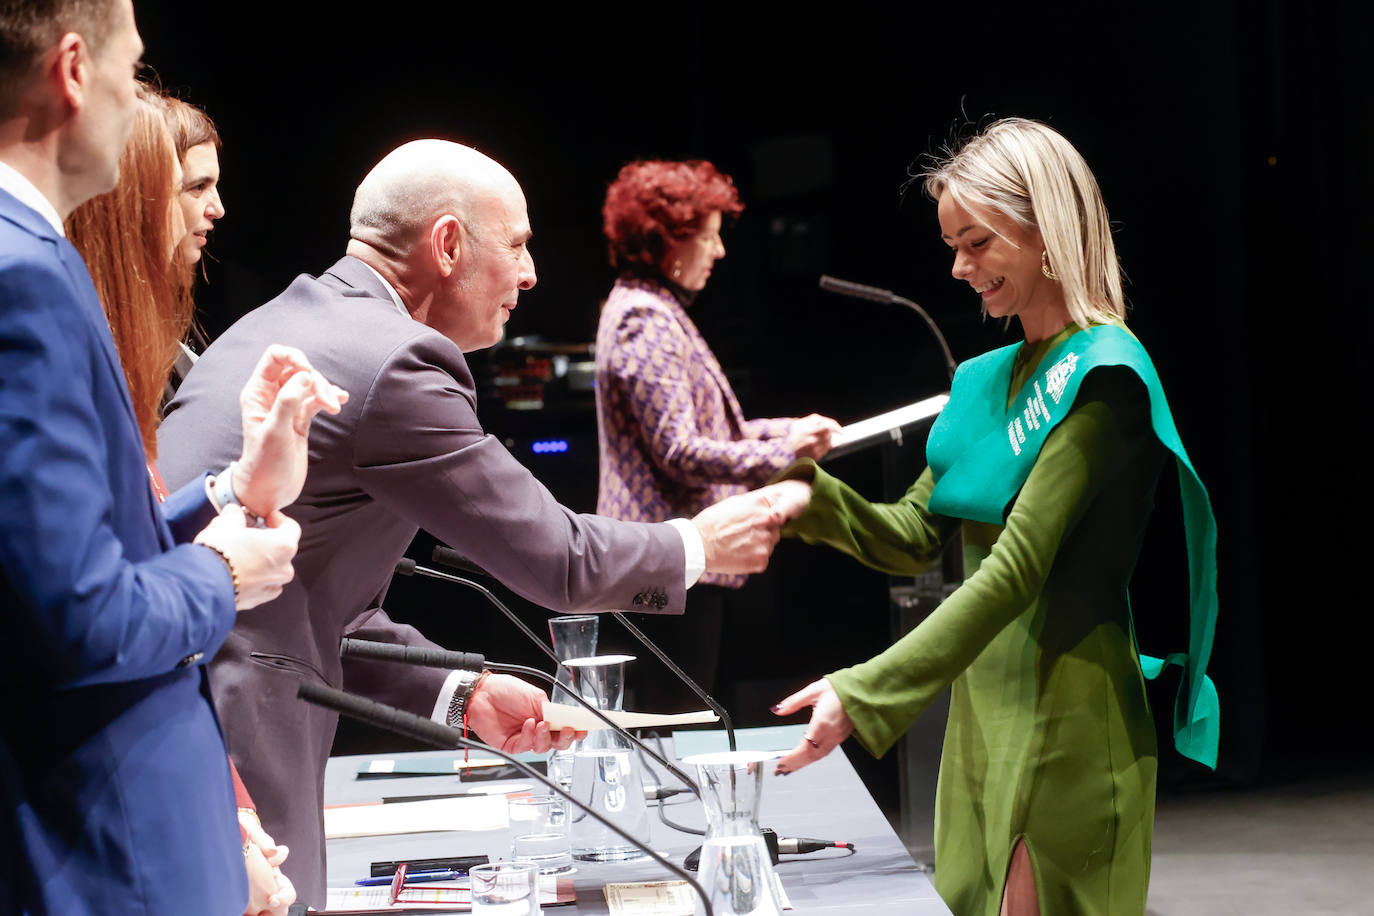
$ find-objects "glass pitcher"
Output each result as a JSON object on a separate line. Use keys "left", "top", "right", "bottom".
{"left": 547, "top": 615, "right": 599, "bottom": 792}
{"left": 564, "top": 654, "right": 649, "bottom": 861}
{"left": 684, "top": 751, "right": 785, "bottom": 916}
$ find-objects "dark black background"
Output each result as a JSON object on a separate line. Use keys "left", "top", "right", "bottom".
{"left": 139, "top": 0, "right": 1373, "bottom": 807}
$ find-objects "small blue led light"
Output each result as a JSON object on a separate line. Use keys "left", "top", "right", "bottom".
{"left": 531, "top": 439, "right": 569, "bottom": 454}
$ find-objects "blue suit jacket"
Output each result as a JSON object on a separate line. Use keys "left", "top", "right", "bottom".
{"left": 0, "top": 187, "right": 246, "bottom": 914}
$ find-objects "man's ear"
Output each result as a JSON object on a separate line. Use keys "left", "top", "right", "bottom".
{"left": 48, "top": 32, "right": 89, "bottom": 112}
{"left": 431, "top": 215, "right": 463, "bottom": 278}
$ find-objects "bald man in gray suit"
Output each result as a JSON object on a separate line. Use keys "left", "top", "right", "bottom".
{"left": 158, "top": 140, "right": 786, "bottom": 905}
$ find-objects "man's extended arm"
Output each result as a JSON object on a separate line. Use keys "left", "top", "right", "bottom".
{"left": 352, "top": 334, "right": 780, "bottom": 613}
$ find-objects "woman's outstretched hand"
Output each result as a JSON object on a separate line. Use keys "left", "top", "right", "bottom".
{"left": 771, "top": 678, "right": 854, "bottom": 775}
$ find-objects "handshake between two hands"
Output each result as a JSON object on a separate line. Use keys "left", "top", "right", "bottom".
{"left": 690, "top": 478, "right": 814, "bottom": 575}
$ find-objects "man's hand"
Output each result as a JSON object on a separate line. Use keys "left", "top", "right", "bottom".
{"left": 784, "top": 414, "right": 841, "bottom": 461}
{"left": 466, "top": 673, "right": 584, "bottom": 754}
{"left": 234, "top": 345, "right": 348, "bottom": 517}
{"left": 763, "top": 479, "right": 813, "bottom": 523}
{"left": 691, "top": 488, "right": 787, "bottom": 574}
{"left": 771, "top": 678, "right": 854, "bottom": 775}
{"left": 195, "top": 507, "right": 301, "bottom": 611}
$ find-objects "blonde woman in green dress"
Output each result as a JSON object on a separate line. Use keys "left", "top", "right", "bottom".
{"left": 767, "top": 119, "right": 1219, "bottom": 916}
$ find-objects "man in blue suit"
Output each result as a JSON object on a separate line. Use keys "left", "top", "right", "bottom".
{"left": 0, "top": 1, "right": 344, "bottom": 912}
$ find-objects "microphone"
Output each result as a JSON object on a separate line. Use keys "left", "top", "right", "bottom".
{"left": 430, "top": 546, "right": 488, "bottom": 577}
{"left": 339, "top": 637, "right": 701, "bottom": 795}
{"left": 295, "top": 682, "right": 714, "bottom": 916}
{"left": 420, "top": 550, "right": 738, "bottom": 754}
{"left": 610, "top": 612, "right": 736, "bottom": 753}
{"left": 818, "top": 274, "right": 957, "bottom": 382}
{"left": 396, "top": 556, "right": 559, "bottom": 667}
{"left": 339, "top": 638, "right": 484, "bottom": 672}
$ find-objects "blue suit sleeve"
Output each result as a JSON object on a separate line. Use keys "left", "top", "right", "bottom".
{"left": 162, "top": 474, "right": 220, "bottom": 544}
{"left": 0, "top": 254, "right": 236, "bottom": 688}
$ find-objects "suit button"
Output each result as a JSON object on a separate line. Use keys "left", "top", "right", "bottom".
{"left": 632, "top": 592, "right": 649, "bottom": 608}
{"left": 177, "top": 651, "right": 204, "bottom": 669}
{"left": 653, "top": 592, "right": 667, "bottom": 610}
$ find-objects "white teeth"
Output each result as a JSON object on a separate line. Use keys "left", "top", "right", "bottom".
{"left": 974, "top": 277, "right": 1005, "bottom": 294}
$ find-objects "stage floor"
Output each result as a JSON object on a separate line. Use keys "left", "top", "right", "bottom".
{"left": 1146, "top": 770, "right": 1374, "bottom": 915}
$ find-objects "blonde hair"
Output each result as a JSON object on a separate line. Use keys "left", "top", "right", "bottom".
{"left": 923, "top": 118, "right": 1125, "bottom": 328}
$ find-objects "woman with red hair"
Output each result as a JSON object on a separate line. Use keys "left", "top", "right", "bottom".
{"left": 66, "top": 86, "right": 298, "bottom": 916}
{"left": 594, "top": 159, "right": 839, "bottom": 709}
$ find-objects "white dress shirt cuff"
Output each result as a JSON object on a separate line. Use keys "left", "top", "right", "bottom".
{"left": 665, "top": 517, "right": 705, "bottom": 588}
{"left": 431, "top": 670, "right": 466, "bottom": 724}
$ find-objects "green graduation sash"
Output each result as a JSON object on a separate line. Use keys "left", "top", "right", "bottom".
{"left": 926, "top": 324, "right": 1220, "bottom": 769}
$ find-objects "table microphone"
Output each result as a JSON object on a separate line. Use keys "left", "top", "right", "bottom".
{"left": 339, "top": 638, "right": 485, "bottom": 673}
{"left": 421, "top": 548, "right": 738, "bottom": 753}
{"left": 339, "top": 637, "right": 701, "bottom": 795}
{"left": 394, "top": 557, "right": 559, "bottom": 666}
{"left": 818, "top": 274, "right": 957, "bottom": 382}
{"left": 295, "top": 682, "right": 714, "bottom": 916}
{"left": 610, "top": 611, "right": 736, "bottom": 753}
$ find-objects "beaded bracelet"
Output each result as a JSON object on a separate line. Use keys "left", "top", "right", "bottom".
{"left": 200, "top": 542, "right": 239, "bottom": 603}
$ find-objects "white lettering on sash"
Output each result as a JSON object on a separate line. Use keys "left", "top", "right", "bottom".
{"left": 1045, "top": 351, "right": 1078, "bottom": 404}
{"left": 1009, "top": 371, "right": 1061, "bottom": 454}
{"left": 1023, "top": 380, "right": 1050, "bottom": 431}
{"left": 1005, "top": 417, "right": 1027, "bottom": 455}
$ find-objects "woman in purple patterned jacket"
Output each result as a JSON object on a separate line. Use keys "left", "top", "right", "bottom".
{"left": 594, "top": 159, "right": 839, "bottom": 710}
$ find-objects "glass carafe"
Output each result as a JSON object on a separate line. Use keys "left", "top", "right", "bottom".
{"left": 565, "top": 654, "right": 649, "bottom": 861}
{"left": 685, "top": 751, "right": 785, "bottom": 916}
{"left": 547, "top": 615, "right": 599, "bottom": 793}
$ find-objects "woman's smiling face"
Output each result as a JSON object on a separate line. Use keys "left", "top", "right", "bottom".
{"left": 938, "top": 191, "right": 1049, "bottom": 322}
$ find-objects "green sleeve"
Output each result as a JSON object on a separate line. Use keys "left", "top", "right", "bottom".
{"left": 828, "top": 369, "right": 1154, "bottom": 758}
{"left": 775, "top": 460, "right": 959, "bottom": 577}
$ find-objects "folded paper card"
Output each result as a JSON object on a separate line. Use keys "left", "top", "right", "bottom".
{"left": 540, "top": 701, "right": 718, "bottom": 732}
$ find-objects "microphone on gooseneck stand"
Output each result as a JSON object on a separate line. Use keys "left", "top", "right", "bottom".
{"left": 295, "top": 683, "right": 714, "bottom": 916}
{"left": 818, "top": 274, "right": 957, "bottom": 382}
{"left": 338, "top": 638, "right": 486, "bottom": 673}
{"left": 420, "top": 547, "right": 739, "bottom": 754}
{"left": 339, "top": 637, "right": 700, "bottom": 795}
{"left": 395, "top": 555, "right": 559, "bottom": 666}
{"left": 610, "top": 612, "right": 736, "bottom": 753}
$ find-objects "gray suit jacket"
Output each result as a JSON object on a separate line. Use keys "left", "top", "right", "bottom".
{"left": 158, "top": 256, "right": 686, "bottom": 905}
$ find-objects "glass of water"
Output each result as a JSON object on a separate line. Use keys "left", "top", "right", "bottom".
{"left": 509, "top": 794, "right": 573, "bottom": 875}
{"left": 469, "top": 861, "right": 540, "bottom": 915}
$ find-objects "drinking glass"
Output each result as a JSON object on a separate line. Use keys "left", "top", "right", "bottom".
{"left": 509, "top": 794, "right": 573, "bottom": 875}
{"left": 469, "top": 862, "right": 540, "bottom": 915}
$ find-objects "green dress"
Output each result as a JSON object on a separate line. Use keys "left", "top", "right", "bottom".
{"left": 782, "top": 324, "right": 1164, "bottom": 916}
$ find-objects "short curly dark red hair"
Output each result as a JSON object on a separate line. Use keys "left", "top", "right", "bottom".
{"left": 602, "top": 160, "right": 744, "bottom": 271}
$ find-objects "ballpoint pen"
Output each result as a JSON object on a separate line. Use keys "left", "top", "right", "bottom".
{"left": 355, "top": 869, "right": 462, "bottom": 886}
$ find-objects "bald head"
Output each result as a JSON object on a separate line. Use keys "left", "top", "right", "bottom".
{"left": 349, "top": 139, "right": 516, "bottom": 258}
{"left": 345, "top": 138, "right": 537, "bottom": 352}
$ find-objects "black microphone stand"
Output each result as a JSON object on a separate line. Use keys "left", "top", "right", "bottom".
{"left": 818, "top": 274, "right": 957, "bottom": 382}
{"left": 611, "top": 612, "right": 736, "bottom": 752}
{"left": 396, "top": 558, "right": 559, "bottom": 666}
{"left": 296, "top": 682, "right": 713, "bottom": 916}
{"left": 419, "top": 548, "right": 738, "bottom": 753}
{"left": 338, "top": 638, "right": 700, "bottom": 794}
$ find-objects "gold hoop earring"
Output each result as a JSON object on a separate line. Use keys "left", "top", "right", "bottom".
{"left": 671, "top": 260, "right": 682, "bottom": 280}
{"left": 1041, "top": 250, "right": 1059, "bottom": 281}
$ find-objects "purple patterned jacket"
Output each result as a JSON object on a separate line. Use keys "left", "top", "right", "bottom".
{"left": 595, "top": 276, "right": 800, "bottom": 587}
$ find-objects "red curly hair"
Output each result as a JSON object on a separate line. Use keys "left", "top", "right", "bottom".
{"left": 602, "top": 160, "right": 744, "bottom": 271}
